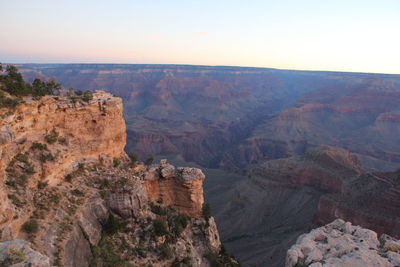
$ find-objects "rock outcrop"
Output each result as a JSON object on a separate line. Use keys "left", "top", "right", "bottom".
{"left": 286, "top": 219, "right": 400, "bottom": 267}
{"left": 0, "top": 240, "right": 50, "bottom": 267}
{"left": 144, "top": 159, "right": 205, "bottom": 218}
{"left": 0, "top": 90, "right": 126, "bottom": 234}
{"left": 0, "top": 86, "right": 235, "bottom": 266}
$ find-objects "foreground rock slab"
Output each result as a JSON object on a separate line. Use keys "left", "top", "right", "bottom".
{"left": 0, "top": 240, "right": 50, "bottom": 267}
{"left": 286, "top": 219, "right": 400, "bottom": 267}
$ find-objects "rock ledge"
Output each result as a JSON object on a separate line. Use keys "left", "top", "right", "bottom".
{"left": 286, "top": 219, "right": 400, "bottom": 267}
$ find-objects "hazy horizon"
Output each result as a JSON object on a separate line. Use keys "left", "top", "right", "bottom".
{"left": 2, "top": 0, "right": 400, "bottom": 74}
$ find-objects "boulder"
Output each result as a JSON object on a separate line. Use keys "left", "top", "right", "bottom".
{"left": 0, "top": 240, "right": 50, "bottom": 267}
{"left": 286, "top": 219, "right": 400, "bottom": 267}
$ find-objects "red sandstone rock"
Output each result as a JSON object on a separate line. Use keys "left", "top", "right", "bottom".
{"left": 143, "top": 160, "right": 205, "bottom": 218}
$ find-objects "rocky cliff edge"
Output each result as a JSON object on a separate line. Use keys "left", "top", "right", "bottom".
{"left": 286, "top": 219, "right": 400, "bottom": 267}
{"left": 0, "top": 91, "right": 237, "bottom": 266}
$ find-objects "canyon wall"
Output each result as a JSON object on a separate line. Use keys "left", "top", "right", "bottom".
{"left": 18, "top": 64, "right": 400, "bottom": 172}
{"left": 210, "top": 146, "right": 400, "bottom": 266}
{"left": 0, "top": 90, "right": 234, "bottom": 266}
{"left": 14, "top": 64, "right": 400, "bottom": 266}
{"left": 0, "top": 91, "right": 126, "bottom": 234}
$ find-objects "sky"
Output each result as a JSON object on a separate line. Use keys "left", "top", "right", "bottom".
{"left": 1, "top": 0, "right": 399, "bottom": 74}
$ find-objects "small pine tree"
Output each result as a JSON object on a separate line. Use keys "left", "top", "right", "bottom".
{"left": 82, "top": 90, "right": 93, "bottom": 102}
{"left": 145, "top": 155, "right": 154, "bottom": 166}
{"left": 74, "top": 89, "right": 83, "bottom": 96}
{"left": 128, "top": 152, "right": 138, "bottom": 164}
{"left": 3, "top": 65, "right": 31, "bottom": 96}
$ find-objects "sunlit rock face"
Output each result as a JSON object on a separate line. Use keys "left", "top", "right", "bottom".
{"left": 0, "top": 90, "right": 234, "bottom": 267}
{"left": 143, "top": 159, "right": 205, "bottom": 218}
{"left": 0, "top": 91, "right": 126, "bottom": 233}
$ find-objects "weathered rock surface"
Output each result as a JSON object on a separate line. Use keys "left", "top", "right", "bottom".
{"left": 0, "top": 90, "right": 126, "bottom": 234}
{"left": 106, "top": 179, "right": 148, "bottom": 219}
{"left": 76, "top": 195, "right": 109, "bottom": 246}
{"left": 144, "top": 159, "right": 205, "bottom": 218}
{"left": 0, "top": 88, "right": 234, "bottom": 267}
{"left": 286, "top": 219, "right": 400, "bottom": 267}
{"left": 0, "top": 240, "right": 50, "bottom": 267}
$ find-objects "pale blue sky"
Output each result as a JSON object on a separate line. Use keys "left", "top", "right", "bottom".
{"left": 1, "top": 0, "right": 399, "bottom": 73}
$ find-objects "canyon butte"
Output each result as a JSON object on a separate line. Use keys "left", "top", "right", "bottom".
{"left": 0, "top": 64, "right": 400, "bottom": 266}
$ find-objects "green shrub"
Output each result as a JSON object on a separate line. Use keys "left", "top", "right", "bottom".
{"left": 14, "top": 153, "right": 29, "bottom": 164}
{"left": 31, "top": 78, "right": 61, "bottom": 97}
{"left": 22, "top": 219, "right": 39, "bottom": 234}
{"left": 44, "top": 128, "right": 58, "bottom": 144}
{"left": 23, "top": 162, "right": 35, "bottom": 175}
{"left": 58, "top": 137, "right": 67, "bottom": 145}
{"left": 0, "top": 247, "right": 26, "bottom": 265}
{"left": 74, "top": 90, "right": 83, "bottom": 96}
{"left": 0, "top": 93, "right": 21, "bottom": 109}
{"left": 384, "top": 246, "right": 400, "bottom": 253}
{"left": 103, "top": 214, "right": 127, "bottom": 235}
{"left": 150, "top": 204, "right": 167, "bottom": 216}
{"left": 145, "top": 155, "right": 154, "bottom": 166}
{"left": 16, "top": 174, "right": 28, "bottom": 186}
{"left": 91, "top": 236, "right": 128, "bottom": 267}
{"left": 7, "top": 194, "right": 24, "bottom": 207}
{"left": 5, "top": 180, "right": 16, "bottom": 188}
{"left": 77, "top": 163, "right": 85, "bottom": 172}
{"left": 70, "top": 189, "right": 85, "bottom": 197}
{"left": 1, "top": 65, "right": 31, "bottom": 96}
{"left": 66, "top": 88, "right": 74, "bottom": 97}
{"left": 64, "top": 174, "right": 73, "bottom": 183}
{"left": 202, "top": 203, "right": 211, "bottom": 220}
{"left": 30, "top": 142, "right": 48, "bottom": 151}
{"left": 117, "top": 177, "right": 128, "bottom": 187}
{"left": 98, "top": 178, "right": 110, "bottom": 189}
{"left": 128, "top": 152, "right": 138, "bottom": 164}
{"left": 174, "top": 214, "right": 188, "bottom": 229}
{"left": 37, "top": 181, "right": 48, "bottom": 189}
{"left": 170, "top": 214, "right": 189, "bottom": 237}
{"left": 39, "top": 152, "right": 55, "bottom": 162}
{"left": 82, "top": 90, "right": 93, "bottom": 102}
{"left": 0, "top": 65, "right": 60, "bottom": 97}
{"left": 113, "top": 158, "right": 121, "bottom": 167}
{"left": 159, "top": 243, "right": 173, "bottom": 259}
{"left": 153, "top": 217, "right": 168, "bottom": 237}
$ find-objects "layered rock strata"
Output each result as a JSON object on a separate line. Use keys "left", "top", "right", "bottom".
{"left": 0, "top": 91, "right": 234, "bottom": 266}
{"left": 0, "top": 91, "right": 126, "bottom": 233}
{"left": 143, "top": 159, "right": 205, "bottom": 218}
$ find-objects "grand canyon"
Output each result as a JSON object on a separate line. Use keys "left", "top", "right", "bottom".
{"left": 9, "top": 64, "right": 399, "bottom": 266}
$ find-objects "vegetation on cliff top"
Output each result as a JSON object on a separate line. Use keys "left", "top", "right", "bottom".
{"left": 0, "top": 64, "right": 61, "bottom": 97}
{"left": 0, "top": 64, "right": 94, "bottom": 108}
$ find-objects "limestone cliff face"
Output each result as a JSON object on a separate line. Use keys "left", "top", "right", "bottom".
{"left": 0, "top": 91, "right": 126, "bottom": 233}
